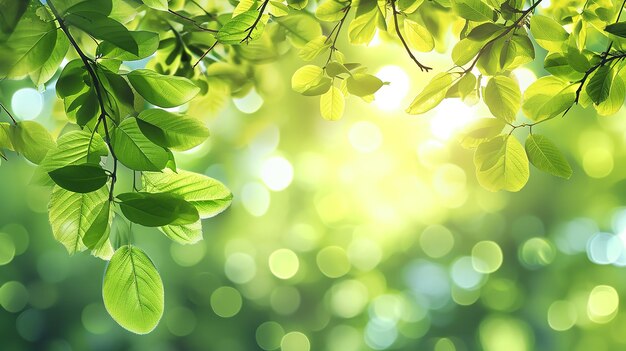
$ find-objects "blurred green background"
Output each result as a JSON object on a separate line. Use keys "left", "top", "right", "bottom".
{"left": 3, "top": 23, "right": 626, "bottom": 351}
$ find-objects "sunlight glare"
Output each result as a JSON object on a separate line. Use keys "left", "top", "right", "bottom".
{"left": 374, "top": 66, "right": 410, "bottom": 111}
{"left": 430, "top": 99, "right": 479, "bottom": 140}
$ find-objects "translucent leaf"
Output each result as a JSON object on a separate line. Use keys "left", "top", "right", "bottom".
{"left": 143, "top": 169, "right": 233, "bottom": 219}
{"left": 474, "top": 135, "right": 529, "bottom": 192}
{"left": 127, "top": 69, "right": 200, "bottom": 108}
{"left": 348, "top": 8, "right": 378, "bottom": 45}
{"left": 458, "top": 118, "right": 505, "bottom": 149}
{"left": 403, "top": 19, "right": 434, "bottom": 52}
{"left": 103, "top": 245, "right": 163, "bottom": 334}
{"left": 112, "top": 117, "right": 169, "bottom": 171}
{"left": 298, "top": 35, "right": 331, "bottom": 61}
{"left": 136, "top": 109, "right": 210, "bottom": 151}
{"left": 406, "top": 73, "right": 454, "bottom": 115}
{"left": 10, "top": 121, "right": 55, "bottom": 164}
{"left": 451, "top": 0, "right": 494, "bottom": 22}
{"left": 586, "top": 65, "right": 612, "bottom": 104}
{"left": 484, "top": 75, "right": 521, "bottom": 123}
{"left": 315, "top": 0, "right": 347, "bottom": 21}
{"left": 216, "top": 10, "right": 267, "bottom": 44}
{"left": 346, "top": 73, "right": 383, "bottom": 97}
{"left": 48, "top": 184, "right": 113, "bottom": 258}
{"left": 525, "top": 134, "right": 572, "bottom": 179}
{"left": 142, "top": 0, "right": 168, "bottom": 11}
{"left": 320, "top": 86, "right": 345, "bottom": 121}
{"left": 32, "top": 130, "right": 108, "bottom": 186}
{"left": 530, "top": 15, "right": 568, "bottom": 52}
{"left": 291, "top": 65, "right": 324, "bottom": 93}
{"left": 522, "top": 76, "right": 576, "bottom": 122}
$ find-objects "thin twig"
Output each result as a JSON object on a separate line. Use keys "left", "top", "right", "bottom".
{"left": 324, "top": 5, "right": 351, "bottom": 67}
{"left": 48, "top": 0, "right": 119, "bottom": 201}
{"left": 168, "top": 9, "right": 218, "bottom": 32}
{"left": 0, "top": 102, "right": 17, "bottom": 125}
{"left": 390, "top": 0, "right": 431, "bottom": 72}
{"left": 193, "top": 40, "right": 218, "bottom": 68}
{"left": 241, "top": 0, "right": 270, "bottom": 43}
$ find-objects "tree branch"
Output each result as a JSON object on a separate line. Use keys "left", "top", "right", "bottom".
{"left": 48, "top": 0, "right": 119, "bottom": 201}
{"left": 241, "top": 0, "right": 270, "bottom": 43}
{"left": 391, "top": 0, "right": 431, "bottom": 72}
{"left": 0, "top": 102, "right": 17, "bottom": 125}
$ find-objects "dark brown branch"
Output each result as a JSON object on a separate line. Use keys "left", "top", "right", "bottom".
{"left": 324, "top": 5, "right": 351, "bottom": 67}
{"left": 0, "top": 102, "right": 17, "bottom": 125}
{"left": 391, "top": 0, "right": 431, "bottom": 72}
{"left": 193, "top": 40, "right": 218, "bottom": 68}
{"left": 48, "top": 0, "right": 119, "bottom": 201}
{"left": 241, "top": 0, "right": 270, "bottom": 43}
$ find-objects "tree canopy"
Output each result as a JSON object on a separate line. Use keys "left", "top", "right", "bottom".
{"left": 1, "top": 0, "right": 625, "bottom": 334}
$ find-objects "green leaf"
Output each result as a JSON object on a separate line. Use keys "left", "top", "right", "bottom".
{"left": 216, "top": 10, "right": 267, "bottom": 44}
{"left": 142, "top": 0, "right": 168, "bottom": 11}
{"left": 348, "top": 8, "right": 378, "bottom": 45}
{"left": 458, "top": 118, "right": 505, "bottom": 149}
{"left": 451, "top": 0, "right": 494, "bottom": 22}
{"left": 302, "top": 77, "right": 332, "bottom": 96}
{"left": 82, "top": 200, "right": 112, "bottom": 251}
{"left": 10, "top": 121, "right": 55, "bottom": 164}
{"left": 525, "top": 134, "right": 572, "bottom": 179}
{"left": 315, "top": 0, "right": 347, "bottom": 21}
{"left": 474, "top": 135, "right": 529, "bottom": 192}
{"left": 346, "top": 73, "right": 383, "bottom": 97}
{"left": 276, "top": 15, "right": 323, "bottom": 48}
{"left": 522, "top": 76, "right": 576, "bottom": 122}
{"left": 64, "top": 11, "right": 139, "bottom": 55}
{"left": 287, "top": 0, "right": 308, "bottom": 10}
{"left": 298, "top": 35, "right": 331, "bottom": 61}
{"left": 97, "top": 31, "right": 159, "bottom": 61}
{"left": 291, "top": 65, "right": 324, "bottom": 93}
{"left": 32, "top": 130, "right": 108, "bottom": 185}
{"left": 29, "top": 32, "right": 70, "bottom": 86}
{"left": 320, "top": 86, "right": 345, "bottom": 121}
{"left": 0, "top": 4, "right": 57, "bottom": 78}
{"left": 127, "top": 69, "right": 200, "bottom": 108}
{"left": 586, "top": 65, "right": 613, "bottom": 104}
{"left": 103, "top": 245, "right": 164, "bottom": 334}
{"left": 406, "top": 73, "right": 454, "bottom": 114}
{"left": 143, "top": 169, "right": 233, "bottom": 219}
{"left": 596, "top": 73, "right": 626, "bottom": 116}
{"left": 48, "top": 184, "right": 113, "bottom": 259}
{"left": 117, "top": 192, "right": 199, "bottom": 227}
{"left": 325, "top": 62, "right": 350, "bottom": 77}
{"left": 484, "top": 76, "right": 521, "bottom": 123}
{"left": 49, "top": 164, "right": 109, "bottom": 193}
{"left": 530, "top": 15, "right": 568, "bottom": 52}
{"left": 136, "top": 109, "right": 210, "bottom": 151}
{"left": 451, "top": 38, "right": 483, "bottom": 66}
{"left": 605, "top": 22, "right": 626, "bottom": 38}
{"left": 0, "top": 0, "right": 28, "bottom": 35}
{"left": 160, "top": 220, "right": 203, "bottom": 245}
{"left": 112, "top": 117, "right": 169, "bottom": 171}
{"left": 403, "top": 19, "right": 434, "bottom": 52}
